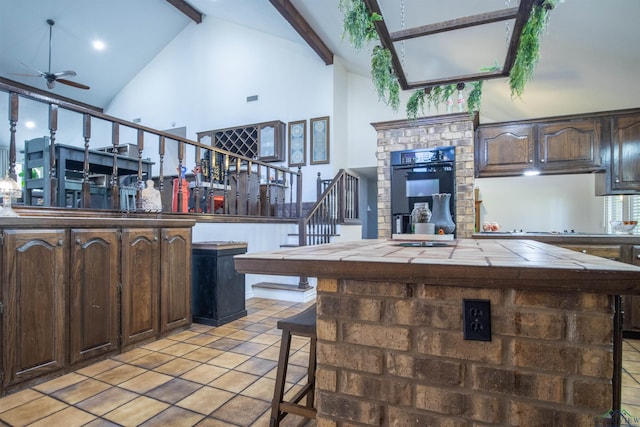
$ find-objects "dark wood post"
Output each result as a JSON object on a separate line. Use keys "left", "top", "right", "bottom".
{"left": 158, "top": 135, "right": 165, "bottom": 193}
{"left": 111, "top": 122, "right": 120, "bottom": 209}
{"left": 8, "top": 92, "right": 18, "bottom": 180}
{"left": 136, "top": 129, "right": 144, "bottom": 210}
{"left": 48, "top": 103, "right": 58, "bottom": 206}
{"left": 82, "top": 114, "right": 91, "bottom": 208}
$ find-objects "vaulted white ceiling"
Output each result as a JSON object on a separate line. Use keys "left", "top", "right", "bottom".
{"left": 1, "top": 0, "right": 639, "bottom": 122}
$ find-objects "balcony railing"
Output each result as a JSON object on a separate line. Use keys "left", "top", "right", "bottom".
{"left": 1, "top": 79, "right": 302, "bottom": 218}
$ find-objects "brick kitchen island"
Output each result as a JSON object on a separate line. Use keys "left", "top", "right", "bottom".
{"left": 235, "top": 239, "right": 640, "bottom": 426}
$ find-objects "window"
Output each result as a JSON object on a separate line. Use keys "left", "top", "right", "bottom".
{"left": 604, "top": 195, "right": 640, "bottom": 234}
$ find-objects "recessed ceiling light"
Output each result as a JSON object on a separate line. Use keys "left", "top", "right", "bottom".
{"left": 25, "top": 121, "right": 35, "bottom": 129}
{"left": 92, "top": 40, "right": 106, "bottom": 51}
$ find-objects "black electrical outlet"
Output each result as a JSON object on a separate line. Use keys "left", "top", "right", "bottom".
{"left": 463, "top": 299, "right": 491, "bottom": 341}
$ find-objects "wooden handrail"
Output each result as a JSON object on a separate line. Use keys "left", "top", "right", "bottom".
{"left": 1, "top": 80, "right": 302, "bottom": 218}
{"left": 300, "top": 169, "right": 360, "bottom": 246}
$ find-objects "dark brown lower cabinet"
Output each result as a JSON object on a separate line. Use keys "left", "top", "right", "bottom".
{"left": 121, "top": 228, "right": 160, "bottom": 349}
{"left": 160, "top": 228, "right": 192, "bottom": 333}
{"left": 1, "top": 229, "right": 67, "bottom": 388}
{"left": 0, "top": 218, "right": 194, "bottom": 395}
{"left": 69, "top": 229, "right": 119, "bottom": 365}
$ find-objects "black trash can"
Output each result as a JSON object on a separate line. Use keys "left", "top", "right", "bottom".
{"left": 191, "top": 241, "right": 248, "bottom": 326}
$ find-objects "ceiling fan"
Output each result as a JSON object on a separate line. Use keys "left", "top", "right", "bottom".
{"left": 16, "top": 19, "right": 90, "bottom": 90}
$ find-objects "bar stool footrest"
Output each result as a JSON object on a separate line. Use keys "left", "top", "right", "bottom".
{"left": 279, "top": 403, "right": 317, "bottom": 420}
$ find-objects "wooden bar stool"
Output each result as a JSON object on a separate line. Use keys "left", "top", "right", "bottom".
{"left": 270, "top": 304, "right": 317, "bottom": 427}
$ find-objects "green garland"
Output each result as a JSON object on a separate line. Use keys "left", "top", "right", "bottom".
{"left": 371, "top": 46, "right": 400, "bottom": 111}
{"left": 509, "top": 0, "right": 557, "bottom": 98}
{"left": 338, "top": 0, "right": 382, "bottom": 50}
{"left": 340, "top": 0, "right": 557, "bottom": 117}
{"left": 406, "top": 90, "right": 425, "bottom": 120}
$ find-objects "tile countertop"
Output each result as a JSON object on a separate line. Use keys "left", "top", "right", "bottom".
{"left": 234, "top": 238, "right": 640, "bottom": 295}
{"left": 473, "top": 232, "right": 640, "bottom": 244}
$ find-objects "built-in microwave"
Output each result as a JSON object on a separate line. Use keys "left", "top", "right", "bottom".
{"left": 390, "top": 146, "right": 455, "bottom": 234}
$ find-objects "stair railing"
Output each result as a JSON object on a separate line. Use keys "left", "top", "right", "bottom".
{"left": 294, "top": 169, "right": 359, "bottom": 289}
{"left": 299, "top": 169, "right": 360, "bottom": 247}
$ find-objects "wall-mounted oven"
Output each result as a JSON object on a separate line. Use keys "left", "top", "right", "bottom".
{"left": 390, "top": 146, "right": 455, "bottom": 235}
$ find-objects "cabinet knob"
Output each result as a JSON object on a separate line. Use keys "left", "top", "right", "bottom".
{"left": 59, "top": 239, "right": 65, "bottom": 246}
{"left": 637, "top": 254, "right": 640, "bottom": 259}
{"left": 75, "top": 238, "right": 82, "bottom": 245}
{"left": 615, "top": 178, "right": 620, "bottom": 183}
{"left": 529, "top": 160, "right": 533, "bottom": 163}
{"left": 582, "top": 249, "right": 587, "bottom": 254}
{"left": 540, "top": 159, "right": 545, "bottom": 163}
{"left": 154, "top": 236, "right": 158, "bottom": 241}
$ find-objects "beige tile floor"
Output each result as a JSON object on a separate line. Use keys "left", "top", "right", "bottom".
{"left": 0, "top": 298, "right": 637, "bottom": 426}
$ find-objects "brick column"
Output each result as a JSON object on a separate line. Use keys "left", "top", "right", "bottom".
{"left": 372, "top": 113, "right": 478, "bottom": 239}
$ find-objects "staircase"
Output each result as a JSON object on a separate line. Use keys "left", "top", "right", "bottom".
{"left": 252, "top": 170, "right": 361, "bottom": 302}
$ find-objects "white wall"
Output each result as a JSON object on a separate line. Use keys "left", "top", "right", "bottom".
{"left": 105, "top": 17, "right": 335, "bottom": 202}
{"left": 476, "top": 174, "right": 605, "bottom": 233}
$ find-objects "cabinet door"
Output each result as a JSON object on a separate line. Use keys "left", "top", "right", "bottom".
{"left": 160, "top": 228, "right": 192, "bottom": 334}
{"left": 476, "top": 124, "right": 535, "bottom": 176}
{"left": 610, "top": 114, "right": 640, "bottom": 192}
{"left": 2, "top": 229, "right": 66, "bottom": 387}
{"left": 69, "top": 229, "right": 119, "bottom": 365}
{"left": 537, "top": 118, "right": 602, "bottom": 173}
{"left": 121, "top": 228, "right": 159, "bottom": 347}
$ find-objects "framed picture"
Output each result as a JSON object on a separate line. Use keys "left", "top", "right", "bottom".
{"left": 310, "top": 116, "right": 330, "bottom": 165}
{"left": 288, "top": 120, "right": 306, "bottom": 167}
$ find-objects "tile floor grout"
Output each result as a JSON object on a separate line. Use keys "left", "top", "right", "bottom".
{"left": 0, "top": 299, "right": 316, "bottom": 427}
{"left": 0, "top": 298, "right": 637, "bottom": 426}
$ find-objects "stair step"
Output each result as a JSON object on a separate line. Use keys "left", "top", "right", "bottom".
{"left": 252, "top": 281, "right": 317, "bottom": 303}
{"left": 252, "top": 282, "right": 309, "bottom": 292}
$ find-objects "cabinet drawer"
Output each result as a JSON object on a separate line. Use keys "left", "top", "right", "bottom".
{"left": 559, "top": 244, "right": 622, "bottom": 260}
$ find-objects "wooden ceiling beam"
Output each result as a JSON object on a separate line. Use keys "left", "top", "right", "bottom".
{"left": 361, "top": 0, "right": 538, "bottom": 91}
{"left": 390, "top": 7, "right": 519, "bottom": 42}
{"left": 362, "top": 0, "right": 409, "bottom": 89}
{"left": 269, "top": 0, "right": 334, "bottom": 65}
{"left": 166, "top": 0, "right": 203, "bottom": 24}
{"left": 502, "top": 0, "right": 537, "bottom": 75}
{"left": 406, "top": 70, "right": 507, "bottom": 90}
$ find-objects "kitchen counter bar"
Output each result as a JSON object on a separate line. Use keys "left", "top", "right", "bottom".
{"left": 235, "top": 239, "right": 640, "bottom": 426}
{"left": 235, "top": 238, "right": 640, "bottom": 295}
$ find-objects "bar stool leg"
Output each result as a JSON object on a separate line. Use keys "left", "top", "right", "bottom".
{"left": 271, "top": 329, "right": 292, "bottom": 427}
{"left": 306, "top": 337, "right": 317, "bottom": 412}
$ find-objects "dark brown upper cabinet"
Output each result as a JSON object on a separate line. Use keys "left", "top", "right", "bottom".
{"left": 476, "top": 116, "right": 603, "bottom": 177}
{"left": 257, "top": 121, "right": 285, "bottom": 162}
{"left": 596, "top": 112, "right": 640, "bottom": 194}
{"left": 537, "top": 118, "right": 602, "bottom": 174}
{"left": 476, "top": 124, "right": 535, "bottom": 176}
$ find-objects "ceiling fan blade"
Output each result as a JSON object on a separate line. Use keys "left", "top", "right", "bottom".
{"left": 57, "top": 78, "right": 90, "bottom": 90}
{"left": 53, "top": 70, "right": 77, "bottom": 78}
{"left": 8, "top": 72, "right": 41, "bottom": 78}
{"left": 18, "top": 61, "right": 46, "bottom": 77}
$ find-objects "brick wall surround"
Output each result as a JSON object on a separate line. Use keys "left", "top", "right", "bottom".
{"left": 372, "top": 112, "right": 478, "bottom": 239}
{"left": 315, "top": 278, "right": 614, "bottom": 426}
